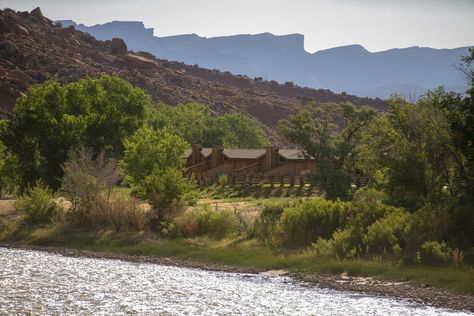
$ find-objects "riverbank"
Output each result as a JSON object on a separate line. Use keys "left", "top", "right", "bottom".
{"left": 2, "top": 197, "right": 474, "bottom": 312}
{"left": 1, "top": 235, "right": 473, "bottom": 313}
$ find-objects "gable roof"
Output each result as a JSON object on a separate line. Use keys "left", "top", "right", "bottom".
{"left": 201, "top": 148, "right": 212, "bottom": 158}
{"left": 223, "top": 149, "right": 266, "bottom": 159}
{"left": 278, "top": 149, "right": 308, "bottom": 160}
{"left": 182, "top": 148, "right": 212, "bottom": 159}
{"left": 183, "top": 147, "right": 311, "bottom": 160}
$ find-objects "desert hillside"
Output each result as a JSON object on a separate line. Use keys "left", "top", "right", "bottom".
{"left": 0, "top": 8, "right": 387, "bottom": 144}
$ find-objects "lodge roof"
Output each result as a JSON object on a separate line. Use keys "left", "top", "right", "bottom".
{"left": 278, "top": 149, "right": 307, "bottom": 160}
{"left": 182, "top": 148, "right": 212, "bottom": 159}
{"left": 183, "top": 147, "right": 310, "bottom": 160}
{"left": 223, "top": 149, "right": 266, "bottom": 159}
{"left": 201, "top": 148, "right": 212, "bottom": 158}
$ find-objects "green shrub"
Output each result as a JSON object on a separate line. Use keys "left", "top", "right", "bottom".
{"left": 313, "top": 237, "right": 335, "bottom": 257}
{"left": 352, "top": 188, "right": 388, "bottom": 209}
{"left": 277, "top": 198, "right": 350, "bottom": 247}
{"left": 363, "top": 210, "right": 412, "bottom": 254}
{"left": 218, "top": 174, "right": 229, "bottom": 187}
{"left": 174, "top": 206, "right": 241, "bottom": 239}
{"left": 351, "top": 190, "right": 398, "bottom": 230}
{"left": 332, "top": 228, "right": 359, "bottom": 258}
{"left": 14, "top": 182, "right": 61, "bottom": 224}
{"left": 253, "top": 205, "right": 284, "bottom": 243}
{"left": 420, "top": 241, "right": 451, "bottom": 264}
{"left": 146, "top": 168, "right": 190, "bottom": 206}
{"left": 307, "top": 191, "right": 413, "bottom": 258}
{"left": 401, "top": 205, "right": 448, "bottom": 255}
{"left": 173, "top": 211, "right": 199, "bottom": 237}
{"left": 337, "top": 190, "right": 404, "bottom": 254}
{"left": 197, "top": 209, "right": 240, "bottom": 239}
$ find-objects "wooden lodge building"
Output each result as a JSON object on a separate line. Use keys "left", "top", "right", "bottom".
{"left": 183, "top": 144, "right": 315, "bottom": 186}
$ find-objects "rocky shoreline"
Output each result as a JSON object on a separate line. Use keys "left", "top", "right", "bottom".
{"left": 1, "top": 242, "right": 473, "bottom": 313}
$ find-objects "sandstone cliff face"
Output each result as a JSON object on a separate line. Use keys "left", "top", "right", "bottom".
{"left": 63, "top": 20, "right": 470, "bottom": 99}
{"left": 0, "top": 8, "right": 387, "bottom": 144}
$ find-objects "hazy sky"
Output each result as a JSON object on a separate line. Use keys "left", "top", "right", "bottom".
{"left": 1, "top": 0, "right": 473, "bottom": 52}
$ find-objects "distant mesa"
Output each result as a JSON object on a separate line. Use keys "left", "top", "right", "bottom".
{"left": 58, "top": 19, "right": 470, "bottom": 99}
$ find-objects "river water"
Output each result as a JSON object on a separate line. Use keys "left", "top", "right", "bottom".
{"left": 0, "top": 247, "right": 471, "bottom": 315}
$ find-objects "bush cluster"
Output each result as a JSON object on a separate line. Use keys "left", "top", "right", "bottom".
{"left": 86, "top": 194, "right": 145, "bottom": 232}
{"left": 250, "top": 190, "right": 460, "bottom": 264}
{"left": 173, "top": 206, "right": 254, "bottom": 239}
{"left": 276, "top": 198, "right": 350, "bottom": 247}
{"left": 14, "top": 182, "right": 61, "bottom": 224}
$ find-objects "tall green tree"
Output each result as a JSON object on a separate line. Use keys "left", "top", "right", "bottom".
{"left": 2, "top": 74, "right": 150, "bottom": 190}
{"left": 148, "top": 103, "right": 269, "bottom": 148}
{"left": 0, "top": 139, "right": 19, "bottom": 196}
{"left": 212, "top": 112, "right": 270, "bottom": 148}
{"left": 119, "top": 127, "right": 189, "bottom": 203}
{"left": 356, "top": 96, "right": 457, "bottom": 210}
{"left": 356, "top": 89, "right": 474, "bottom": 246}
{"left": 148, "top": 103, "right": 212, "bottom": 145}
{"left": 279, "top": 102, "right": 376, "bottom": 200}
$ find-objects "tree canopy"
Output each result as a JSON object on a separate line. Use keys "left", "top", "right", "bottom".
{"left": 279, "top": 102, "right": 376, "bottom": 200}
{"left": 2, "top": 74, "right": 150, "bottom": 190}
{"left": 148, "top": 103, "right": 269, "bottom": 148}
{"left": 119, "top": 127, "right": 189, "bottom": 202}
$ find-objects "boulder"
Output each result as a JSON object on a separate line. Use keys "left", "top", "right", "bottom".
{"left": 110, "top": 38, "right": 127, "bottom": 55}
{"left": 15, "top": 25, "right": 30, "bottom": 36}
{"left": 10, "top": 69, "right": 32, "bottom": 89}
{"left": 123, "top": 54, "right": 156, "bottom": 69}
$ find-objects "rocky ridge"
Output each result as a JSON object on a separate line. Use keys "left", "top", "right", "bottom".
{"left": 0, "top": 8, "right": 387, "bottom": 144}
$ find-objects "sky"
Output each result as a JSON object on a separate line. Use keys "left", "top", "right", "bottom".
{"left": 1, "top": 0, "right": 473, "bottom": 53}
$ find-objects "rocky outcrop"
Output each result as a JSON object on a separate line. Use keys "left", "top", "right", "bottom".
{"left": 123, "top": 54, "right": 156, "bottom": 69}
{"left": 29, "top": 7, "right": 43, "bottom": 18}
{"left": 110, "top": 37, "right": 127, "bottom": 55}
{"left": 0, "top": 17, "right": 10, "bottom": 33}
{"left": 29, "top": 7, "right": 49, "bottom": 24}
{"left": 9, "top": 69, "right": 32, "bottom": 89}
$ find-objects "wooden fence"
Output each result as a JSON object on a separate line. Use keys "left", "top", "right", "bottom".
{"left": 194, "top": 174, "right": 307, "bottom": 187}
{"left": 193, "top": 174, "right": 368, "bottom": 188}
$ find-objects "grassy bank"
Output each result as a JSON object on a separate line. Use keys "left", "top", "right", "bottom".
{"left": 3, "top": 222, "right": 473, "bottom": 296}
{"left": 2, "top": 194, "right": 474, "bottom": 297}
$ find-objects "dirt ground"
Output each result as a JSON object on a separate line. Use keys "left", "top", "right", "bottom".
{"left": 0, "top": 200, "right": 15, "bottom": 216}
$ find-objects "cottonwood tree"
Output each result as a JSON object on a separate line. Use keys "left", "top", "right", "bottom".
{"left": 279, "top": 102, "right": 376, "bottom": 200}
{"left": 2, "top": 74, "right": 149, "bottom": 190}
{"left": 148, "top": 103, "right": 269, "bottom": 148}
{"left": 356, "top": 96, "right": 457, "bottom": 209}
{"left": 119, "top": 127, "right": 189, "bottom": 216}
{"left": 356, "top": 89, "right": 474, "bottom": 246}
